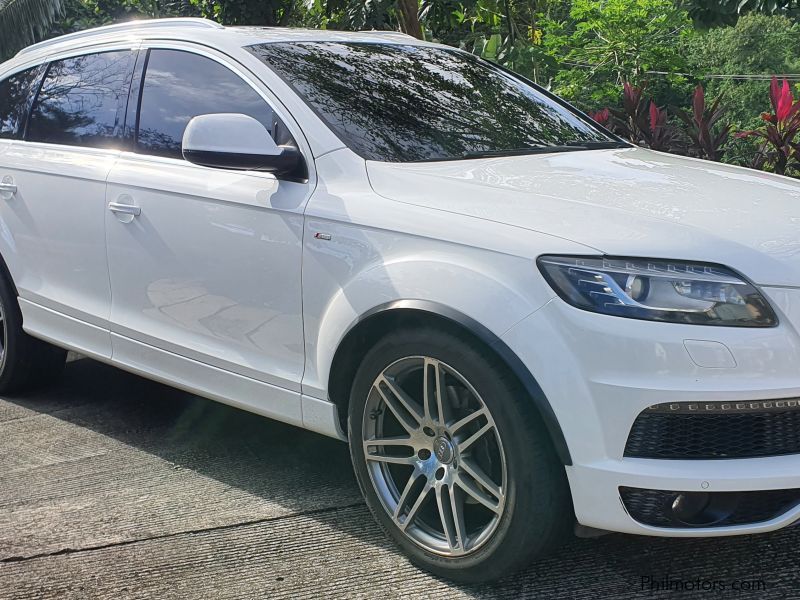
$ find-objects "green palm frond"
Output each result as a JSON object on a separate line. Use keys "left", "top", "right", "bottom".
{"left": 0, "top": 0, "right": 65, "bottom": 60}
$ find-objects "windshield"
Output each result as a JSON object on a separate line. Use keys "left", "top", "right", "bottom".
{"left": 248, "top": 42, "right": 617, "bottom": 163}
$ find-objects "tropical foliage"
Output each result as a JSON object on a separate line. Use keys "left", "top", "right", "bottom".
{"left": 542, "top": 0, "right": 691, "bottom": 107}
{"left": 737, "top": 77, "right": 800, "bottom": 174}
{"left": 682, "top": 13, "right": 800, "bottom": 130}
{"left": 673, "top": 85, "right": 732, "bottom": 161}
{"left": 0, "top": 0, "right": 64, "bottom": 57}
{"left": 683, "top": 0, "right": 800, "bottom": 27}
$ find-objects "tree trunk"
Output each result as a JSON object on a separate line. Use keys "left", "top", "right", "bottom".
{"left": 396, "top": 0, "right": 423, "bottom": 39}
{"left": 278, "top": 0, "right": 295, "bottom": 26}
{"left": 776, "top": 151, "right": 788, "bottom": 176}
{"left": 503, "top": 0, "right": 515, "bottom": 45}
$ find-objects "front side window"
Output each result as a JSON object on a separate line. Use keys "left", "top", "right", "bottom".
{"left": 0, "top": 66, "right": 44, "bottom": 140}
{"left": 249, "top": 42, "right": 615, "bottom": 163}
{"left": 136, "top": 49, "right": 287, "bottom": 160}
{"left": 27, "top": 50, "right": 135, "bottom": 148}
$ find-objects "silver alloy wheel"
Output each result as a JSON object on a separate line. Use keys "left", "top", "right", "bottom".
{"left": 362, "top": 356, "right": 507, "bottom": 556}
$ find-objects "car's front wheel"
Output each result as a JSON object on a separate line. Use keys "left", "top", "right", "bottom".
{"left": 348, "top": 326, "right": 571, "bottom": 583}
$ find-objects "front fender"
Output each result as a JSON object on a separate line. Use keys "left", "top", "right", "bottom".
{"left": 302, "top": 254, "right": 572, "bottom": 463}
{"left": 304, "top": 254, "right": 548, "bottom": 399}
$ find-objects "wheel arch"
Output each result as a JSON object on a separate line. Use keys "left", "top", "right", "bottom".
{"left": 328, "top": 300, "right": 573, "bottom": 465}
{"left": 0, "top": 249, "right": 18, "bottom": 296}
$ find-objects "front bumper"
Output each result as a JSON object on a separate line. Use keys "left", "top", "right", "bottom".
{"left": 500, "top": 286, "right": 800, "bottom": 536}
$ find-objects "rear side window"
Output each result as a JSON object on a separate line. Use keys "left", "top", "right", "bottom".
{"left": 0, "top": 66, "right": 43, "bottom": 140}
{"left": 27, "top": 50, "right": 135, "bottom": 148}
{"left": 136, "top": 49, "right": 286, "bottom": 160}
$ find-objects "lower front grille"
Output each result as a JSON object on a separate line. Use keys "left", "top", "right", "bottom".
{"left": 624, "top": 400, "right": 800, "bottom": 459}
{"left": 620, "top": 486, "right": 800, "bottom": 528}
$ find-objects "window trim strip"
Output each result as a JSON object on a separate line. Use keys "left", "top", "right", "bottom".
{"left": 21, "top": 62, "right": 48, "bottom": 142}
{"left": 130, "top": 48, "right": 150, "bottom": 151}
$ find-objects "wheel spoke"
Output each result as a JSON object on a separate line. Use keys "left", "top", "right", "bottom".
{"left": 459, "top": 458, "right": 502, "bottom": 501}
{"left": 393, "top": 471, "right": 421, "bottom": 522}
{"left": 457, "top": 421, "right": 494, "bottom": 452}
{"left": 365, "top": 453, "right": 416, "bottom": 465}
{"left": 449, "top": 408, "right": 487, "bottom": 436}
{"left": 448, "top": 484, "right": 468, "bottom": 552}
{"left": 363, "top": 437, "right": 415, "bottom": 465}
{"left": 376, "top": 375, "right": 423, "bottom": 432}
{"left": 423, "top": 358, "right": 450, "bottom": 426}
{"left": 363, "top": 437, "right": 414, "bottom": 449}
{"left": 436, "top": 484, "right": 462, "bottom": 552}
{"left": 397, "top": 476, "right": 432, "bottom": 530}
{"left": 456, "top": 473, "right": 502, "bottom": 514}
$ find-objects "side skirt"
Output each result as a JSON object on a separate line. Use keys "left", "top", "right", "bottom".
{"left": 19, "top": 298, "right": 345, "bottom": 441}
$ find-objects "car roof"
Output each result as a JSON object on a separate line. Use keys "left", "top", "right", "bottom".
{"left": 11, "top": 18, "right": 433, "bottom": 65}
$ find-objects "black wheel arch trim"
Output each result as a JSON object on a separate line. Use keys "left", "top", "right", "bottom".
{"left": 343, "top": 299, "right": 573, "bottom": 465}
{"left": 0, "top": 250, "right": 18, "bottom": 296}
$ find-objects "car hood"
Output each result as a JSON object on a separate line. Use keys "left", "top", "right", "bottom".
{"left": 366, "top": 147, "right": 800, "bottom": 287}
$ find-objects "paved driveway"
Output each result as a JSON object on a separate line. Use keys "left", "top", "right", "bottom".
{"left": 0, "top": 359, "right": 798, "bottom": 599}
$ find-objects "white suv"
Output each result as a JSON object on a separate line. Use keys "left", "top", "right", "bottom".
{"left": 1, "top": 17, "right": 799, "bottom": 583}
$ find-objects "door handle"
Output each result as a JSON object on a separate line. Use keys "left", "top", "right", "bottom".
{"left": 108, "top": 202, "right": 141, "bottom": 217}
{"left": 0, "top": 177, "right": 16, "bottom": 198}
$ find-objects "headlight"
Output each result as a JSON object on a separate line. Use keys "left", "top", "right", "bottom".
{"left": 537, "top": 255, "right": 777, "bottom": 327}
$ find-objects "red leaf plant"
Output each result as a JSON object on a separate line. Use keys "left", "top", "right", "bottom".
{"left": 673, "top": 84, "right": 731, "bottom": 162}
{"left": 612, "top": 81, "right": 650, "bottom": 144}
{"left": 589, "top": 108, "right": 611, "bottom": 127}
{"left": 603, "top": 82, "right": 679, "bottom": 151}
{"left": 644, "top": 101, "right": 677, "bottom": 152}
{"left": 736, "top": 77, "right": 800, "bottom": 175}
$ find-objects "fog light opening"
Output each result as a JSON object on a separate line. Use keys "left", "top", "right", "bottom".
{"left": 670, "top": 492, "right": 738, "bottom": 526}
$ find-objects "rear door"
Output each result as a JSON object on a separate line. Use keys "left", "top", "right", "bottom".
{"left": 0, "top": 48, "right": 136, "bottom": 358}
{"left": 0, "top": 64, "right": 45, "bottom": 265}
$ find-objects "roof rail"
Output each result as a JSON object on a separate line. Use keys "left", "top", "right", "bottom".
{"left": 16, "top": 18, "right": 224, "bottom": 57}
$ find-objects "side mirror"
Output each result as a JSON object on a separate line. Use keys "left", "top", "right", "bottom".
{"left": 182, "top": 113, "right": 305, "bottom": 179}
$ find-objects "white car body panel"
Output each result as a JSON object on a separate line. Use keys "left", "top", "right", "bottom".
{"left": 300, "top": 149, "right": 583, "bottom": 399}
{"left": 105, "top": 152, "right": 308, "bottom": 391}
{"left": 367, "top": 147, "right": 800, "bottom": 287}
{"left": 110, "top": 331, "right": 304, "bottom": 428}
{"left": 2, "top": 20, "right": 800, "bottom": 540}
{"left": 19, "top": 298, "right": 113, "bottom": 360}
{"left": 0, "top": 142, "right": 117, "bottom": 354}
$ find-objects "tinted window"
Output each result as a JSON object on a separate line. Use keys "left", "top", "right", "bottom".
{"left": 137, "top": 50, "right": 284, "bottom": 160}
{"left": 27, "top": 51, "right": 134, "bottom": 148}
{"left": 249, "top": 42, "right": 612, "bottom": 163}
{"left": 0, "top": 66, "right": 43, "bottom": 140}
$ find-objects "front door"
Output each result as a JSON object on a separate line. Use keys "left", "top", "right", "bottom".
{"left": 105, "top": 47, "right": 310, "bottom": 393}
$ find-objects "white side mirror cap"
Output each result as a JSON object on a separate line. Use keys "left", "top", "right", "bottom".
{"left": 183, "top": 113, "right": 280, "bottom": 157}
{"left": 182, "top": 113, "right": 304, "bottom": 177}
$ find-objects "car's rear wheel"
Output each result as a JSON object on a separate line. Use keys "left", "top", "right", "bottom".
{"left": 348, "top": 327, "right": 571, "bottom": 583}
{"left": 0, "top": 272, "right": 66, "bottom": 394}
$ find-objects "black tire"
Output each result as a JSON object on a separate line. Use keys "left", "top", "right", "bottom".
{"left": 0, "top": 272, "right": 67, "bottom": 394}
{"left": 348, "top": 326, "right": 571, "bottom": 583}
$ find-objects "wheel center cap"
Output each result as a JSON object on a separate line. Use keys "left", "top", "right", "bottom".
{"left": 433, "top": 436, "right": 454, "bottom": 464}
